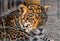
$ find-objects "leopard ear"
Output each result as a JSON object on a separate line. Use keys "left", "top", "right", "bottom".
{"left": 44, "top": 5, "right": 49, "bottom": 9}
{"left": 18, "top": 4, "right": 23, "bottom": 11}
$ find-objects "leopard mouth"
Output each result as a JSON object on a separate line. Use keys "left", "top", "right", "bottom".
{"left": 20, "top": 20, "right": 33, "bottom": 33}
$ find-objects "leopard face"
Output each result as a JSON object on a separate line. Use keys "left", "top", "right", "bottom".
{"left": 18, "top": 4, "right": 45, "bottom": 33}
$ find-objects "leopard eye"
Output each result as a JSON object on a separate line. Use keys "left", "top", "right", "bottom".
{"left": 28, "top": 13, "right": 34, "bottom": 18}
{"left": 28, "top": 18, "right": 34, "bottom": 23}
{"left": 38, "top": 6, "right": 41, "bottom": 9}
